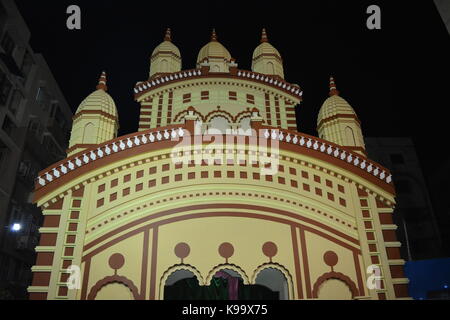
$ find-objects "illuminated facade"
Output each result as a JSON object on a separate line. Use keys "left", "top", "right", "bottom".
{"left": 27, "top": 29, "right": 409, "bottom": 300}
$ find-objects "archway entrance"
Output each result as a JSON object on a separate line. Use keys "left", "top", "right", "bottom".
{"left": 164, "top": 269, "right": 278, "bottom": 300}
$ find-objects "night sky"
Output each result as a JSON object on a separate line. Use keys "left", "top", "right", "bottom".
{"left": 14, "top": 1, "right": 450, "bottom": 177}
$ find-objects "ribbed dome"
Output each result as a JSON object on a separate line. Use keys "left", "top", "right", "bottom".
{"left": 252, "top": 29, "right": 282, "bottom": 61}
{"left": 76, "top": 89, "right": 118, "bottom": 118}
{"left": 252, "top": 42, "right": 282, "bottom": 61}
{"left": 197, "top": 30, "right": 232, "bottom": 64}
{"left": 151, "top": 40, "right": 181, "bottom": 58}
{"left": 317, "top": 95, "right": 356, "bottom": 126}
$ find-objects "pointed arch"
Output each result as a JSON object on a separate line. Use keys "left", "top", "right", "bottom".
{"left": 83, "top": 122, "right": 96, "bottom": 144}
{"left": 345, "top": 126, "right": 356, "bottom": 146}
{"left": 266, "top": 62, "right": 275, "bottom": 75}
{"left": 160, "top": 59, "right": 169, "bottom": 73}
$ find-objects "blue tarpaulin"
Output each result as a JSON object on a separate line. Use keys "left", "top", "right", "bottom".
{"left": 404, "top": 258, "right": 450, "bottom": 299}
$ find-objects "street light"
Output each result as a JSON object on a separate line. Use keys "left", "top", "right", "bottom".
{"left": 11, "top": 223, "right": 22, "bottom": 232}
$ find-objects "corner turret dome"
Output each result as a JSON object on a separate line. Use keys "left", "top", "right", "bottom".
{"left": 251, "top": 29, "right": 284, "bottom": 79}
{"left": 149, "top": 28, "right": 182, "bottom": 78}
{"left": 75, "top": 72, "right": 118, "bottom": 118}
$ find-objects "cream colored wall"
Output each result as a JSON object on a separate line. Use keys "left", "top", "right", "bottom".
{"left": 317, "top": 279, "right": 353, "bottom": 300}
{"left": 68, "top": 114, "right": 118, "bottom": 156}
{"left": 318, "top": 118, "right": 365, "bottom": 151}
{"left": 252, "top": 56, "right": 284, "bottom": 79}
{"left": 150, "top": 53, "right": 182, "bottom": 78}
{"left": 31, "top": 140, "right": 399, "bottom": 300}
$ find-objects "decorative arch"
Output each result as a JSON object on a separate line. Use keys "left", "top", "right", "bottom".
{"left": 87, "top": 275, "right": 140, "bottom": 300}
{"left": 312, "top": 271, "right": 359, "bottom": 299}
{"left": 234, "top": 111, "right": 252, "bottom": 124}
{"left": 159, "top": 264, "right": 204, "bottom": 300}
{"left": 173, "top": 109, "right": 206, "bottom": 123}
{"left": 266, "top": 62, "right": 275, "bottom": 75}
{"left": 204, "top": 110, "right": 234, "bottom": 124}
{"left": 160, "top": 59, "right": 169, "bottom": 72}
{"left": 345, "top": 126, "right": 356, "bottom": 146}
{"left": 251, "top": 263, "right": 295, "bottom": 300}
{"left": 205, "top": 263, "right": 250, "bottom": 286}
{"left": 83, "top": 122, "right": 96, "bottom": 144}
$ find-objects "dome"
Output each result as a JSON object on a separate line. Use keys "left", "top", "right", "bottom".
{"left": 151, "top": 29, "right": 181, "bottom": 58}
{"left": 76, "top": 89, "right": 118, "bottom": 118}
{"left": 75, "top": 72, "right": 118, "bottom": 118}
{"left": 252, "top": 43, "right": 282, "bottom": 61}
{"left": 317, "top": 95, "right": 357, "bottom": 126}
{"left": 252, "top": 29, "right": 282, "bottom": 61}
{"left": 151, "top": 41, "right": 181, "bottom": 58}
{"left": 197, "top": 30, "right": 232, "bottom": 64}
{"left": 318, "top": 77, "right": 358, "bottom": 126}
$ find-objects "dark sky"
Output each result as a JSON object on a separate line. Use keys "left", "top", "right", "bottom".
{"left": 14, "top": 0, "right": 450, "bottom": 176}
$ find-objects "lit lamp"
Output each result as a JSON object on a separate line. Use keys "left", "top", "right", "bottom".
{"left": 11, "top": 223, "right": 22, "bottom": 232}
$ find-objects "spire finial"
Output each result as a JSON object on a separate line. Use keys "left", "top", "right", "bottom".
{"left": 329, "top": 76, "right": 340, "bottom": 96}
{"left": 211, "top": 28, "right": 217, "bottom": 41}
{"left": 261, "top": 28, "right": 269, "bottom": 43}
{"left": 164, "top": 28, "right": 172, "bottom": 42}
{"left": 96, "top": 71, "right": 107, "bottom": 91}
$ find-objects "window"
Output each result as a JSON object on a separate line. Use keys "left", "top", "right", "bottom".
{"left": 183, "top": 93, "right": 191, "bottom": 103}
{"left": 54, "top": 105, "right": 68, "bottom": 130}
{"left": 36, "top": 87, "right": 51, "bottom": 111}
{"left": 246, "top": 94, "right": 255, "bottom": 104}
{"left": 229, "top": 91, "right": 237, "bottom": 101}
{"left": 201, "top": 91, "right": 209, "bottom": 100}
{"left": 21, "top": 50, "right": 34, "bottom": 79}
{"left": 2, "top": 115, "right": 16, "bottom": 136}
{"left": 1, "top": 31, "right": 15, "bottom": 56}
{"left": 8, "top": 89, "right": 22, "bottom": 115}
{"left": 28, "top": 119, "right": 41, "bottom": 134}
{"left": 390, "top": 154, "right": 405, "bottom": 165}
{"left": 0, "top": 68, "right": 12, "bottom": 105}
{"left": 0, "top": 141, "right": 9, "bottom": 172}
{"left": 394, "top": 180, "right": 412, "bottom": 194}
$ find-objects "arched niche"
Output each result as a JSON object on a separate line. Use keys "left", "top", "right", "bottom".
{"left": 345, "top": 126, "right": 356, "bottom": 146}
{"left": 238, "top": 117, "right": 252, "bottom": 135}
{"left": 312, "top": 271, "right": 359, "bottom": 300}
{"left": 316, "top": 279, "right": 353, "bottom": 300}
{"left": 254, "top": 267, "right": 291, "bottom": 300}
{"left": 208, "top": 116, "right": 230, "bottom": 135}
{"left": 83, "top": 122, "right": 95, "bottom": 144}
{"left": 205, "top": 264, "right": 250, "bottom": 286}
{"left": 266, "top": 62, "right": 275, "bottom": 75}
{"left": 95, "top": 282, "right": 135, "bottom": 300}
{"left": 159, "top": 264, "right": 204, "bottom": 300}
{"left": 87, "top": 275, "right": 140, "bottom": 300}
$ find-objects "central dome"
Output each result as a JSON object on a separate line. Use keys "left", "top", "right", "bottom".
{"left": 197, "top": 30, "right": 232, "bottom": 64}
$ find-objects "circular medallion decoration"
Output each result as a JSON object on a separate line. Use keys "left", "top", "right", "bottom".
{"left": 109, "top": 253, "right": 125, "bottom": 271}
{"left": 323, "top": 251, "right": 339, "bottom": 268}
{"left": 218, "top": 242, "right": 234, "bottom": 261}
{"left": 262, "top": 242, "right": 278, "bottom": 260}
{"left": 174, "top": 242, "right": 191, "bottom": 261}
